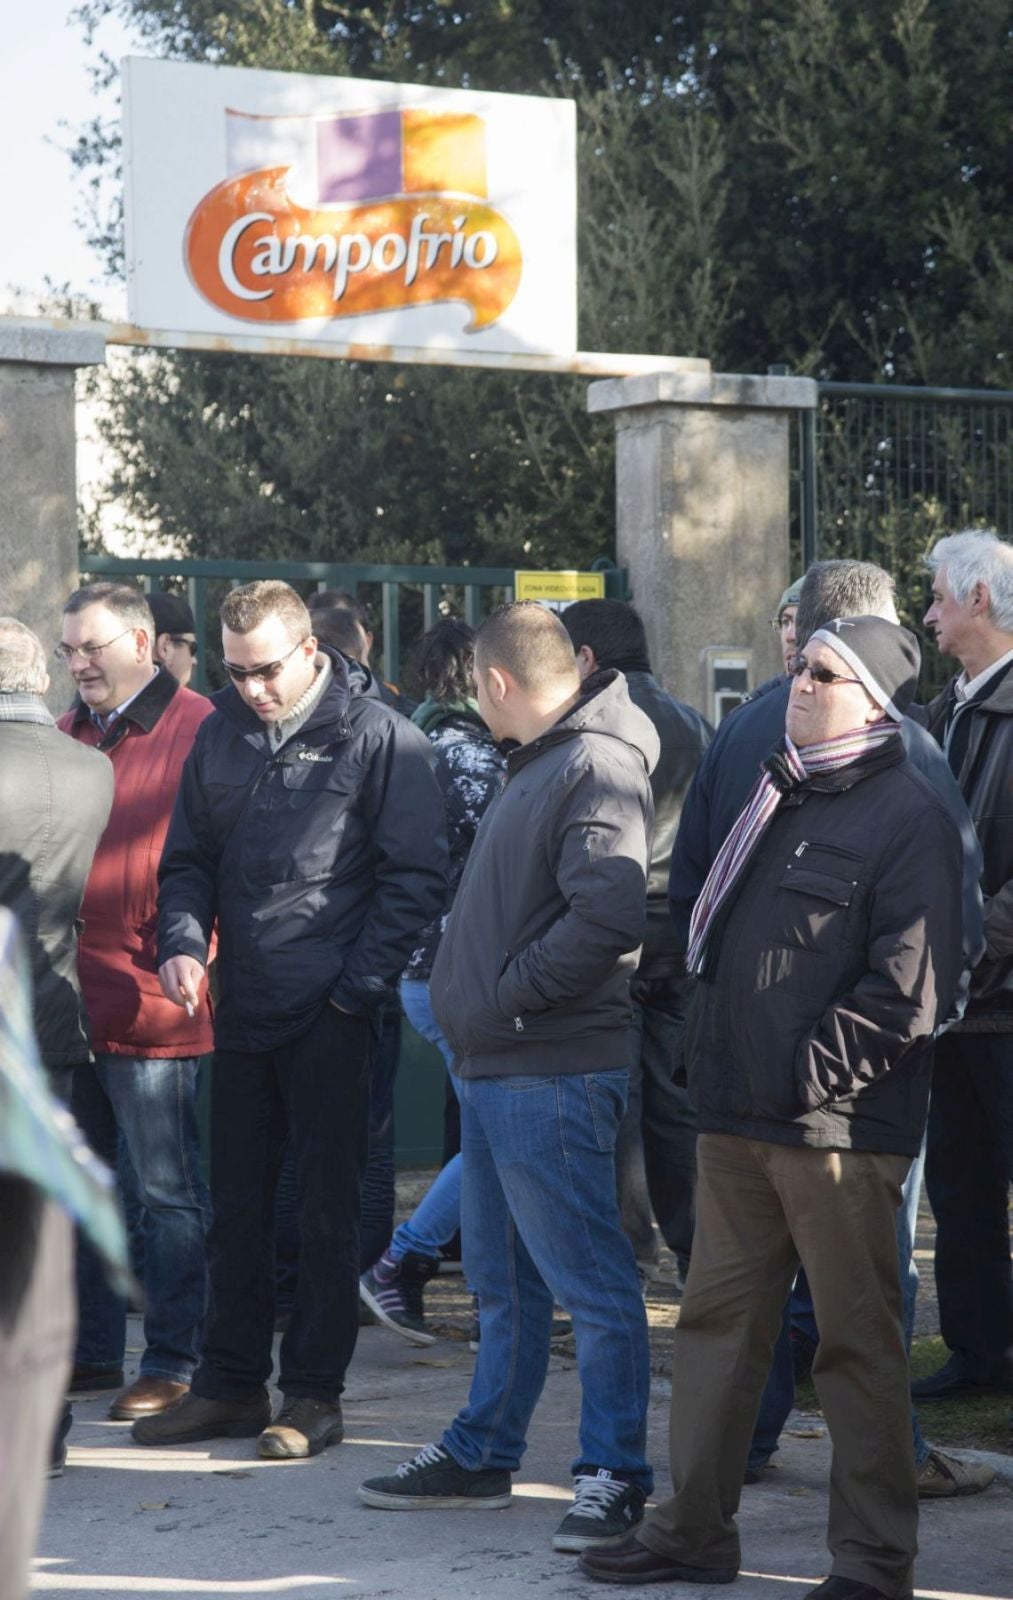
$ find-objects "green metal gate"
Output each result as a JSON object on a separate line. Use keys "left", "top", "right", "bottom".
{"left": 78, "top": 553, "right": 627, "bottom": 696}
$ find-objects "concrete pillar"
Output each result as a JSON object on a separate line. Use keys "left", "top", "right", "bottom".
{"left": 588, "top": 370, "right": 817, "bottom": 718}
{"left": 0, "top": 320, "right": 106, "bottom": 711}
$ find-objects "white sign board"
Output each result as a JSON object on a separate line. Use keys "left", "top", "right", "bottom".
{"left": 123, "top": 58, "right": 577, "bottom": 358}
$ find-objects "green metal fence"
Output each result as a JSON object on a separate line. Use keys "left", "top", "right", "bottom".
{"left": 78, "top": 553, "right": 627, "bottom": 696}
{"left": 792, "top": 379, "right": 1013, "bottom": 697}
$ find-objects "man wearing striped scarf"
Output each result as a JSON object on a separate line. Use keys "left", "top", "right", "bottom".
{"left": 581, "top": 617, "right": 964, "bottom": 1600}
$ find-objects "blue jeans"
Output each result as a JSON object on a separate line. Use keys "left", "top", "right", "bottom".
{"left": 391, "top": 980, "right": 462, "bottom": 1262}
{"left": 748, "top": 1132, "right": 928, "bottom": 1469}
{"left": 72, "top": 1054, "right": 209, "bottom": 1383}
{"left": 442, "top": 1069, "right": 653, "bottom": 1490}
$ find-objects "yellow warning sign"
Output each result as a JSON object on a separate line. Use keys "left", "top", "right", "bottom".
{"left": 513, "top": 570, "right": 606, "bottom": 605}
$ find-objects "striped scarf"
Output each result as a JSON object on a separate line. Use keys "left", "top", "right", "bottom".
{"left": 685, "top": 721, "right": 900, "bottom": 975}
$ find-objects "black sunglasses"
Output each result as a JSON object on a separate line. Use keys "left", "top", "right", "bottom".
{"left": 221, "top": 637, "right": 308, "bottom": 684}
{"left": 791, "top": 657, "right": 863, "bottom": 688}
{"left": 169, "top": 636, "right": 198, "bottom": 658}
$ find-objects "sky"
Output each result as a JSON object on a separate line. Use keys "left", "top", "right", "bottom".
{"left": 3, "top": 2, "right": 141, "bottom": 312}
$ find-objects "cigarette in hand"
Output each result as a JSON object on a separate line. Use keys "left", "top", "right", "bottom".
{"left": 185, "top": 999, "right": 195, "bottom": 1018}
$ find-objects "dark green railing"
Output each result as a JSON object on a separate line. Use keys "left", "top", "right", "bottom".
{"left": 78, "top": 554, "right": 627, "bottom": 695}
{"left": 789, "top": 378, "right": 1013, "bottom": 698}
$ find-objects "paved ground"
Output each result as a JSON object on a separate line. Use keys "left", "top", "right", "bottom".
{"left": 34, "top": 1303, "right": 1013, "bottom": 1600}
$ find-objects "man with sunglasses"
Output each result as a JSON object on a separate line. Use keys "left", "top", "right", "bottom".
{"left": 56, "top": 582, "right": 214, "bottom": 1423}
{"left": 148, "top": 591, "right": 199, "bottom": 690}
{"left": 134, "top": 580, "right": 447, "bottom": 1461}
{"left": 668, "top": 560, "right": 987, "bottom": 1503}
{"left": 581, "top": 618, "right": 965, "bottom": 1600}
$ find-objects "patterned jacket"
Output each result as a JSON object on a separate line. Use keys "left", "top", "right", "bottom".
{"left": 403, "top": 707, "right": 505, "bottom": 981}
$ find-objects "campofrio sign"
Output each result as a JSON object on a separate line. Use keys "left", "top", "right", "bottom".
{"left": 123, "top": 59, "right": 577, "bottom": 358}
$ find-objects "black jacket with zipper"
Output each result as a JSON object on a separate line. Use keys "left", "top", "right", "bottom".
{"left": 688, "top": 739, "right": 964, "bottom": 1157}
{"left": 157, "top": 647, "right": 448, "bottom": 1052}
{"left": 430, "top": 670, "right": 659, "bottom": 1077}
{"left": 925, "top": 665, "right": 1013, "bottom": 1030}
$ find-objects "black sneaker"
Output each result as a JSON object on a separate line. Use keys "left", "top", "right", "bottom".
{"left": 359, "top": 1442, "right": 512, "bottom": 1509}
{"left": 552, "top": 1470, "right": 647, "bottom": 1552}
{"left": 359, "top": 1251, "right": 438, "bottom": 1347}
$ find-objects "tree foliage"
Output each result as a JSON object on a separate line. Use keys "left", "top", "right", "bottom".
{"left": 75, "top": 0, "right": 1011, "bottom": 565}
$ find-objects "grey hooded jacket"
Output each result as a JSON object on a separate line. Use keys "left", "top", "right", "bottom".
{"left": 430, "top": 670, "right": 659, "bottom": 1077}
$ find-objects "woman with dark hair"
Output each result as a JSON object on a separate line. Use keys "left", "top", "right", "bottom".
{"left": 359, "top": 619, "right": 505, "bottom": 1344}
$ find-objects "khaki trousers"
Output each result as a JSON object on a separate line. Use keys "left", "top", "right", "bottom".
{"left": 0, "top": 1185, "right": 75, "bottom": 1600}
{"left": 639, "top": 1134, "right": 915, "bottom": 1597}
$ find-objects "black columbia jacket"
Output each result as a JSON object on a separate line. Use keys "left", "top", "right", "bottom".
{"left": 157, "top": 648, "right": 448, "bottom": 1052}
{"left": 430, "top": 670, "right": 659, "bottom": 1077}
{"left": 688, "top": 740, "right": 964, "bottom": 1157}
{"left": 926, "top": 665, "right": 1013, "bottom": 1029}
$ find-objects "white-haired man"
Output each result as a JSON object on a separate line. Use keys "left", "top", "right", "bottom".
{"left": 914, "top": 529, "right": 1013, "bottom": 1399}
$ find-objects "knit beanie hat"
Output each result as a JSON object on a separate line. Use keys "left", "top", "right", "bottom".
{"left": 776, "top": 578, "right": 804, "bottom": 621}
{"left": 148, "top": 591, "right": 196, "bottom": 636}
{"left": 808, "top": 616, "right": 921, "bottom": 721}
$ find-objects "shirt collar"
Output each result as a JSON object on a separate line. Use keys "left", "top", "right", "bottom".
{"left": 954, "top": 647, "right": 1013, "bottom": 703}
{"left": 0, "top": 693, "right": 55, "bottom": 727}
{"left": 73, "top": 666, "right": 179, "bottom": 742}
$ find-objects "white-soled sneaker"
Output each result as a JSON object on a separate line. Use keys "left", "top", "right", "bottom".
{"left": 552, "top": 1469, "right": 647, "bottom": 1552}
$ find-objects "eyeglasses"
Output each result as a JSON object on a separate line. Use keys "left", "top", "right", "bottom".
{"left": 169, "top": 636, "right": 198, "bottom": 658}
{"left": 791, "top": 657, "right": 863, "bottom": 688}
{"left": 54, "top": 627, "right": 135, "bottom": 665}
{"left": 221, "top": 637, "right": 308, "bottom": 683}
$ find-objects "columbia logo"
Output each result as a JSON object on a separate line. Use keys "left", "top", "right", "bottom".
{"left": 297, "top": 749, "right": 333, "bottom": 763}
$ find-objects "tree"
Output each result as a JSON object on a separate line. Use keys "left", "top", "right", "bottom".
{"left": 75, "top": 0, "right": 1011, "bottom": 567}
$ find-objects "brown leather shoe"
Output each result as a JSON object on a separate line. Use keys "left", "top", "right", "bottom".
{"left": 578, "top": 1536, "right": 737, "bottom": 1585}
{"left": 109, "top": 1377, "right": 190, "bottom": 1419}
{"left": 258, "top": 1397, "right": 344, "bottom": 1459}
{"left": 132, "top": 1390, "right": 271, "bottom": 1446}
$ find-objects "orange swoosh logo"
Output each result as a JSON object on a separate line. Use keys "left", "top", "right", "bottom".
{"left": 185, "top": 167, "right": 523, "bottom": 330}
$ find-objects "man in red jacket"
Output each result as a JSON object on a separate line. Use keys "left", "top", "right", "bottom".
{"left": 57, "top": 582, "right": 214, "bottom": 1421}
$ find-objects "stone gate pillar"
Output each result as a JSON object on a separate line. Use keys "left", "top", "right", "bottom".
{"left": 588, "top": 370, "right": 817, "bottom": 718}
{"left": 0, "top": 321, "right": 106, "bottom": 709}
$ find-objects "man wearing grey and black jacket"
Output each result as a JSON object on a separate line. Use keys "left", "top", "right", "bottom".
{"left": 359, "top": 601, "right": 658, "bottom": 1555}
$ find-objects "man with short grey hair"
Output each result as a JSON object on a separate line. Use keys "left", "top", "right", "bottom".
{"left": 0, "top": 615, "right": 113, "bottom": 1478}
{"left": 0, "top": 616, "right": 113, "bottom": 1085}
{"left": 914, "top": 528, "right": 1013, "bottom": 1400}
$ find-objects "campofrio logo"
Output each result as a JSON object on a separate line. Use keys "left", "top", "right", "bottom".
{"left": 185, "top": 106, "right": 523, "bottom": 330}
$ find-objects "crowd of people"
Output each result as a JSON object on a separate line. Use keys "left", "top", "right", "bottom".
{"left": 0, "top": 527, "right": 1010, "bottom": 1600}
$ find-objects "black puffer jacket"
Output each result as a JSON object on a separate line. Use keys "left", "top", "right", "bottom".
{"left": 431, "top": 671, "right": 659, "bottom": 1077}
{"left": 689, "top": 740, "right": 963, "bottom": 1157}
{"left": 158, "top": 647, "right": 448, "bottom": 1051}
{"left": 0, "top": 700, "right": 113, "bottom": 1069}
{"left": 926, "top": 666, "right": 1013, "bottom": 1030}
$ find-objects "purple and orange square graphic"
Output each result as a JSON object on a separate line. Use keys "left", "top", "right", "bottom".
{"left": 316, "top": 109, "right": 487, "bottom": 204}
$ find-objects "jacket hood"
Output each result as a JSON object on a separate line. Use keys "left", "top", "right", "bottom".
{"left": 212, "top": 644, "right": 355, "bottom": 735}
{"left": 508, "top": 668, "right": 660, "bottom": 777}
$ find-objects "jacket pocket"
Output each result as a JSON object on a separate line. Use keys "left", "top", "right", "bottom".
{"left": 773, "top": 864, "right": 857, "bottom": 954}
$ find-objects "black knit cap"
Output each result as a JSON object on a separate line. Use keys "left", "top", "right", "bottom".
{"left": 148, "top": 591, "right": 196, "bottom": 636}
{"left": 808, "top": 615, "right": 921, "bottom": 721}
